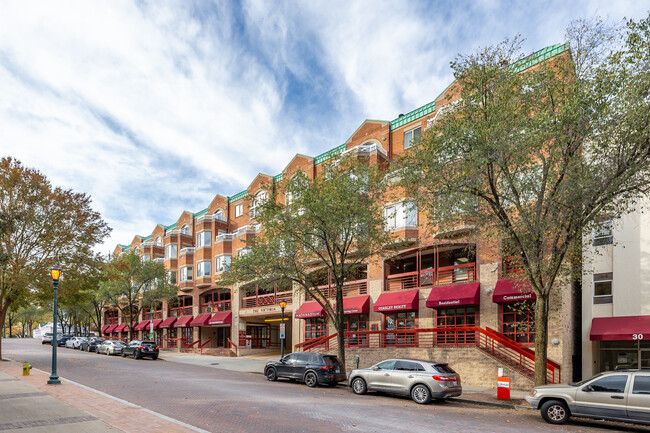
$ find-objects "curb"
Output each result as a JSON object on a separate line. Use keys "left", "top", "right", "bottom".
{"left": 451, "top": 396, "right": 535, "bottom": 411}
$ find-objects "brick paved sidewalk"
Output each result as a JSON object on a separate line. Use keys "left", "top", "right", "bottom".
{"left": 0, "top": 359, "right": 205, "bottom": 433}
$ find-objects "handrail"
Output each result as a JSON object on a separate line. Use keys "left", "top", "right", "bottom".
{"left": 186, "top": 339, "right": 201, "bottom": 349}
{"left": 200, "top": 338, "right": 211, "bottom": 354}
{"left": 303, "top": 333, "right": 338, "bottom": 351}
{"left": 293, "top": 333, "right": 331, "bottom": 350}
{"left": 227, "top": 338, "right": 238, "bottom": 356}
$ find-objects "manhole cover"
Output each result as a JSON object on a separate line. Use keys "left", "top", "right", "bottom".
{"left": 210, "top": 363, "right": 219, "bottom": 365}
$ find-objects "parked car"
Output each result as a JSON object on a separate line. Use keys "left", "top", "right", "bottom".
{"left": 526, "top": 369, "right": 650, "bottom": 425}
{"left": 348, "top": 359, "right": 462, "bottom": 404}
{"left": 57, "top": 334, "right": 73, "bottom": 347}
{"left": 65, "top": 336, "right": 87, "bottom": 349}
{"left": 122, "top": 340, "right": 159, "bottom": 360}
{"left": 80, "top": 337, "right": 105, "bottom": 352}
{"left": 264, "top": 353, "right": 346, "bottom": 387}
{"left": 96, "top": 340, "right": 124, "bottom": 356}
{"left": 41, "top": 332, "right": 53, "bottom": 344}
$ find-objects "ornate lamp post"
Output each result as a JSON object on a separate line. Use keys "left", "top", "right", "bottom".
{"left": 47, "top": 267, "right": 61, "bottom": 385}
{"left": 279, "top": 300, "right": 287, "bottom": 359}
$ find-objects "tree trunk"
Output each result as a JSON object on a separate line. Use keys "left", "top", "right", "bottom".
{"left": 534, "top": 295, "right": 550, "bottom": 386}
{"left": 0, "top": 306, "right": 6, "bottom": 359}
{"left": 335, "top": 284, "right": 346, "bottom": 367}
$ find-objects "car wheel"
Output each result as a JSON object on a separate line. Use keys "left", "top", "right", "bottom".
{"left": 351, "top": 377, "right": 367, "bottom": 395}
{"left": 411, "top": 384, "right": 431, "bottom": 404}
{"left": 121, "top": 351, "right": 126, "bottom": 358}
{"left": 266, "top": 367, "right": 278, "bottom": 381}
{"left": 540, "top": 400, "right": 570, "bottom": 425}
{"left": 152, "top": 356, "right": 157, "bottom": 361}
{"left": 304, "top": 371, "right": 318, "bottom": 388}
{"left": 134, "top": 351, "right": 139, "bottom": 360}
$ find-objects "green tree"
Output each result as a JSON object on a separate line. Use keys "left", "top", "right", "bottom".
{"left": 0, "top": 157, "right": 110, "bottom": 359}
{"left": 17, "top": 304, "right": 46, "bottom": 337}
{"left": 221, "top": 156, "right": 394, "bottom": 365}
{"left": 398, "top": 17, "right": 650, "bottom": 385}
{"left": 99, "top": 250, "right": 177, "bottom": 340}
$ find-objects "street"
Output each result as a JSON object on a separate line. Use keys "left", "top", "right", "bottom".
{"left": 2, "top": 339, "right": 648, "bottom": 433}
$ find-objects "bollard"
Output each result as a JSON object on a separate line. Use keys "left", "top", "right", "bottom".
{"left": 22, "top": 362, "right": 32, "bottom": 376}
{"left": 355, "top": 354, "right": 359, "bottom": 369}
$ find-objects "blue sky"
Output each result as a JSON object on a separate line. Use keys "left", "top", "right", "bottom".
{"left": 1, "top": 1, "right": 648, "bottom": 253}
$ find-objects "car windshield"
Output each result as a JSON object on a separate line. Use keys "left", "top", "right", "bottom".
{"left": 323, "top": 355, "right": 341, "bottom": 366}
{"left": 432, "top": 364, "right": 456, "bottom": 374}
{"left": 569, "top": 373, "right": 605, "bottom": 387}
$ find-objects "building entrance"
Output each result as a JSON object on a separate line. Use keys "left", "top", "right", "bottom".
{"left": 642, "top": 350, "right": 650, "bottom": 369}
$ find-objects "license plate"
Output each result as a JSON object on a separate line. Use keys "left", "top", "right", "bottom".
{"left": 335, "top": 369, "right": 340, "bottom": 373}
{"left": 452, "top": 381, "right": 458, "bottom": 386}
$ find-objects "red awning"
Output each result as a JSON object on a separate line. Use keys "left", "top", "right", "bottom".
{"left": 174, "top": 315, "right": 194, "bottom": 328}
{"left": 115, "top": 324, "right": 127, "bottom": 333}
{"left": 209, "top": 311, "right": 232, "bottom": 325}
{"left": 492, "top": 278, "right": 536, "bottom": 303}
{"left": 295, "top": 302, "right": 326, "bottom": 319}
{"left": 159, "top": 317, "right": 177, "bottom": 329}
{"left": 152, "top": 319, "right": 163, "bottom": 330}
{"left": 426, "top": 283, "right": 480, "bottom": 308}
{"left": 105, "top": 325, "right": 117, "bottom": 333}
{"left": 134, "top": 321, "right": 150, "bottom": 331}
{"left": 373, "top": 289, "right": 419, "bottom": 313}
{"left": 342, "top": 295, "right": 370, "bottom": 315}
{"left": 190, "top": 314, "right": 213, "bottom": 327}
{"left": 590, "top": 315, "right": 650, "bottom": 341}
{"left": 101, "top": 325, "right": 110, "bottom": 333}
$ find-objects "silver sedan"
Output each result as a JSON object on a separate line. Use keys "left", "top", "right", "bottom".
{"left": 96, "top": 340, "right": 124, "bottom": 356}
{"left": 349, "top": 358, "right": 462, "bottom": 404}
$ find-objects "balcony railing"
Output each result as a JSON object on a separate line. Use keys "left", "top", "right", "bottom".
{"left": 180, "top": 247, "right": 195, "bottom": 255}
{"left": 385, "top": 262, "right": 476, "bottom": 291}
{"left": 241, "top": 290, "right": 293, "bottom": 309}
{"left": 215, "top": 233, "right": 234, "bottom": 243}
{"left": 503, "top": 256, "right": 524, "bottom": 277}
{"left": 200, "top": 300, "right": 232, "bottom": 313}
{"left": 169, "top": 306, "right": 193, "bottom": 317}
{"left": 306, "top": 279, "right": 368, "bottom": 300}
{"left": 105, "top": 317, "right": 119, "bottom": 325}
{"left": 144, "top": 310, "right": 163, "bottom": 320}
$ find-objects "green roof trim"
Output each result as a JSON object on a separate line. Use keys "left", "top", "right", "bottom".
{"left": 118, "top": 244, "right": 130, "bottom": 250}
{"left": 141, "top": 235, "right": 152, "bottom": 242}
{"left": 510, "top": 43, "right": 570, "bottom": 74}
{"left": 274, "top": 173, "right": 283, "bottom": 183}
{"left": 229, "top": 190, "right": 247, "bottom": 203}
{"left": 164, "top": 223, "right": 177, "bottom": 231}
{"left": 390, "top": 100, "right": 437, "bottom": 130}
{"left": 314, "top": 143, "right": 346, "bottom": 165}
{"left": 193, "top": 208, "right": 209, "bottom": 219}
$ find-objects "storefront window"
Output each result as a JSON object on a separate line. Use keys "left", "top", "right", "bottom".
{"left": 502, "top": 302, "right": 535, "bottom": 344}
{"left": 305, "top": 318, "right": 327, "bottom": 342}
{"left": 181, "top": 327, "right": 192, "bottom": 346}
{"left": 599, "top": 340, "right": 650, "bottom": 372}
{"left": 383, "top": 311, "right": 416, "bottom": 347}
{"left": 247, "top": 325, "right": 270, "bottom": 348}
{"left": 344, "top": 314, "right": 368, "bottom": 347}
{"left": 436, "top": 307, "right": 477, "bottom": 345}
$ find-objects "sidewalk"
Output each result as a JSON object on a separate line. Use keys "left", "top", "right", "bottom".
{"left": 159, "top": 351, "right": 534, "bottom": 410}
{"left": 0, "top": 360, "right": 205, "bottom": 433}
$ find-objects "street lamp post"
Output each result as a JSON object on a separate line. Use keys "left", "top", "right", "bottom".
{"left": 48, "top": 267, "right": 61, "bottom": 385}
{"left": 279, "top": 301, "right": 287, "bottom": 359}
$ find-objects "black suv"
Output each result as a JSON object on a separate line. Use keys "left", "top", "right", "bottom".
{"left": 80, "top": 337, "right": 105, "bottom": 352}
{"left": 264, "top": 353, "right": 346, "bottom": 387}
{"left": 122, "top": 340, "right": 159, "bottom": 360}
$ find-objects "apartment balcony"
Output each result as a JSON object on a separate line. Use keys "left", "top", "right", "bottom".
{"left": 180, "top": 247, "right": 195, "bottom": 256}
{"left": 241, "top": 290, "right": 293, "bottom": 309}
{"left": 169, "top": 306, "right": 193, "bottom": 317}
{"left": 502, "top": 256, "right": 525, "bottom": 278}
{"left": 105, "top": 317, "right": 119, "bottom": 325}
{"left": 215, "top": 233, "right": 234, "bottom": 243}
{"left": 178, "top": 279, "right": 194, "bottom": 291}
{"left": 199, "top": 300, "right": 232, "bottom": 314}
{"left": 385, "top": 262, "right": 476, "bottom": 291}
{"left": 144, "top": 310, "right": 163, "bottom": 320}
{"left": 196, "top": 275, "right": 212, "bottom": 288}
{"left": 306, "top": 279, "right": 368, "bottom": 300}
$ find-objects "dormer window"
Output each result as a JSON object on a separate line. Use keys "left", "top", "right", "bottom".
{"left": 214, "top": 210, "right": 225, "bottom": 221}
{"left": 181, "top": 224, "right": 190, "bottom": 235}
{"left": 250, "top": 191, "right": 268, "bottom": 219}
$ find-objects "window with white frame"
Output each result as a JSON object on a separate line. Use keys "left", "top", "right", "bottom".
{"left": 214, "top": 209, "right": 225, "bottom": 221}
{"left": 593, "top": 272, "right": 613, "bottom": 304}
{"left": 403, "top": 126, "right": 421, "bottom": 150}
{"left": 237, "top": 247, "right": 252, "bottom": 257}
{"left": 383, "top": 201, "right": 417, "bottom": 230}
{"left": 142, "top": 254, "right": 151, "bottom": 262}
{"left": 250, "top": 191, "right": 268, "bottom": 219}
{"left": 593, "top": 221, "right": 613, "bottom": 246}
{"left": 196, "top": 231, "right": 212, "bottom": 248}
{"left": 235, "top": 203, "right": 243, "bottom": 218}
{"left": 155, "top": 236, "right": 162, "bottom": 246}
{"left": 167, "top": 270, "right": 177, "bottom": 285}
{"left": 181, "top": 224, "right": 190, "bottom": 235}
{"left": 180, "top": 266, "right": 193, "bottom": 282}
{"left": 196, "top": 261, "right": 211, "bottom": 278}
{"left": 215, "top": 255, "right": 231, "bottom": 273}
{"left": 165, "top": 244, "right": 177, "bottom": 259}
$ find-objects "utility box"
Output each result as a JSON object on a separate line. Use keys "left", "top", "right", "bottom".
{"left": 497, "top": 376, "right": 510, "bottom": 400}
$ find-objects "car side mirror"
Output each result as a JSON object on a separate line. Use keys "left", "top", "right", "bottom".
{"left": 582, "top": 385, "right": 592, "bottom": 392}
{"left": 371, "top": 366, "right": 379, "bottom": 371}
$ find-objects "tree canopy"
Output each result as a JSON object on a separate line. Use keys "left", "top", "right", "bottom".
{"left": 398, "top": 16, "right": 650, "bottom": 384}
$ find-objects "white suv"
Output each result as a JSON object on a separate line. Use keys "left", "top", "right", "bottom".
{"left": 41, "top": 332, "right": 53, "bottom": 344}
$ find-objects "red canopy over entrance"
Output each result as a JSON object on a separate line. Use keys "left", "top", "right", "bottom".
{"left": 295, "top": 302, "right": 326, "bottom": 319}
{"left": 134, "top": 321, "right": 150, "bottom": 331}
{"left": 492, "top": 278, "right": 535, "bottom": 303}
{"left": 114, "top": 324, "right": 127, "bottom": 333}
{"left": 373, "top": 290, "right": 419, "bottom": 313}
{"left": 101, "top": 325, "right": 111, "bottom": 333}
{"left": 426, "top": 283, "right": 480, "bottom": 308}
{"left": 190, "top": 314, "right": 213, "bottom": 327}
{"left": 209, "top": 311, "right": 232, "bottom": 325}
{"left": 104, "top": 325, "right": 117, "bottom": 333}
{"left": 174, "top": 316, "right": 194, "bottom": 328}
{"left": 152, "top": 319, "right": 163, "bottom": 330}
{"left": 342, "top": 295, "right": 370, "bottom": 315}
{"left": 159, "top": 317, "right": 177, "bottom": 329}
{"left": 590, "top": 315, "right": 650, "bottom": 341}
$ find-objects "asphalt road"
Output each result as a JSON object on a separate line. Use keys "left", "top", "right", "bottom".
{"left": 2, "top": 339, "right": 648, "bottom": 433}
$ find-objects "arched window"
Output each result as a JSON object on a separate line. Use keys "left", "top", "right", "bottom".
{"left": 250, "top": 190, "right": 268, "bottom": 219}
{"left": 155, "top": 236, "right": 162, "bottom": 246}
{"left": 181, "top": 224, "right": 190, "bottom": 235}
{"left": 214, "top": 209, "right": 225, "bottom": 221}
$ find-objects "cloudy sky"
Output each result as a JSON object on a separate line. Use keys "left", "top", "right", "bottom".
{"left": 1, "top": 1, "right": 648, "bottom": 253}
